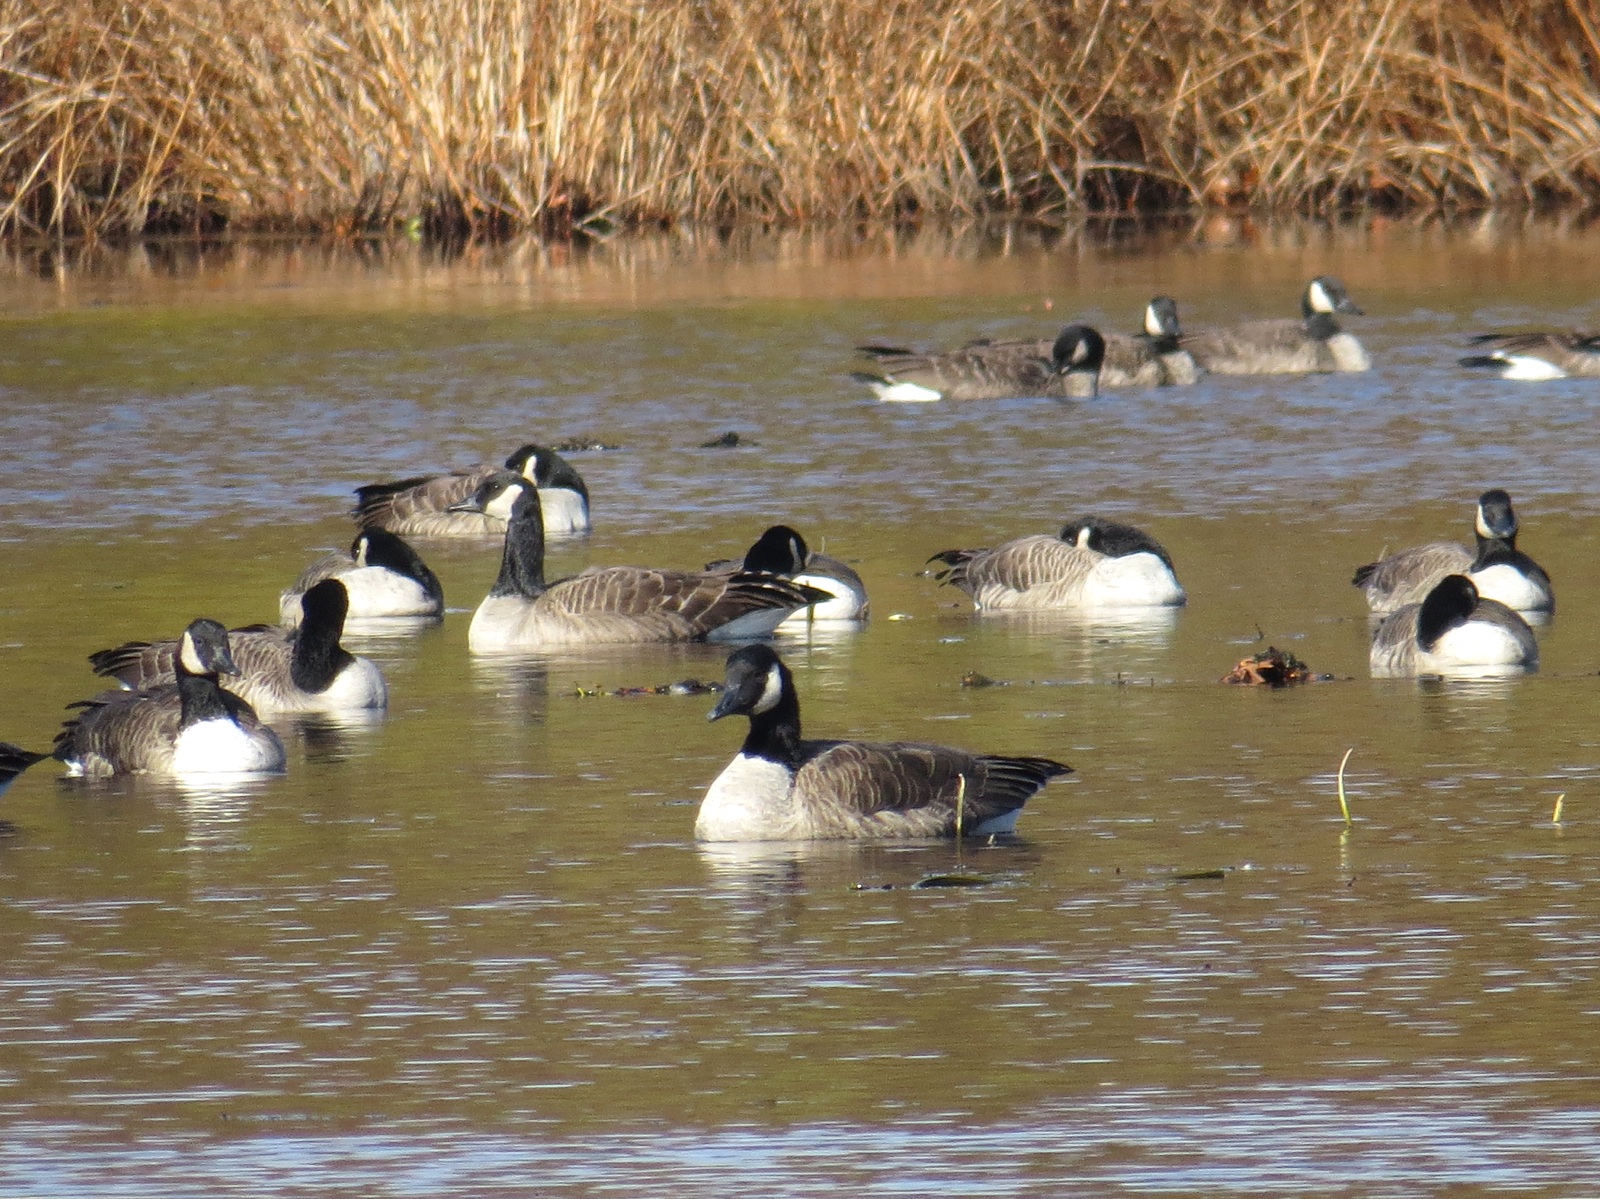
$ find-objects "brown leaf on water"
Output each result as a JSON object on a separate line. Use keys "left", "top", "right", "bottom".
{"left": 1221, "top": 646, "right": 1319, "bottom": 687}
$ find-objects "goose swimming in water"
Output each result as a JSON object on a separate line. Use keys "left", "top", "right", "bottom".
{"left": 354, "top": 442, "right": 591, "bottom": 537}
{"left": 697, "top": 643, "right": 1071, "bottom": 840}
{"left": 90, "top": 579, "right": 388, "bottom": 715}
{"left": 57, "top": 619, "right": 287, "bottom": 778}
{"left": 1183, "top": 276, "right": 1370, "bottom": 374}
{"left": 1352, "top": 489, "right": 1553, "bottom": 616}
{"left": 1369, "top": 574, "right": 1538, "bottom": 677}
{"left": 707, "top": 524, "right": 869, "bottom": 623}
{"left": 449, "top": 473, "right": 829, "bottom": 651}
{"left": 851, "top": 324, "right": 1106, "bottom": 402}
{"left": 928, "top": 516, "right": 1186, "bottom": 611}
{"left": 1459, "top": 330, "right": 1600, "bottom": 380}
{"left": 279, "top": 528, "right": 444, "bottom": 626}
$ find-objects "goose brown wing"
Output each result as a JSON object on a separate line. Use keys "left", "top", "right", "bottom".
{"left": 859, "top": 340, "right": 1056, "bottom": 400}
{"left": 791, "top": 740, "right": 1069, "bottom": 837}
{"left": 54, "top": 687, "right": 184, "bottom": 775}
{"left": 543, "top": 567, "right": 824, "bottom": 636}
{"left": 285, "top": 550, "right": 350, "bottom": 596}
{"left": 89, "top": 627, "right": 294, "bottom": 698}
{"left": 930, "top": 535, "right": 1086, "bottom": 596}
{"left": 353, "top": 464, "right": 495, "bottom": 530}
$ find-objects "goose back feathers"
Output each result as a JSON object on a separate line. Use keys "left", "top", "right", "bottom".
{"left": 57, "top": 619, "right": 287, "bottom": 778}
{"left": 697, "top": 644, "right": 1070, "bottom": 840}
{"left": 90, "top": 579, "right": 388, "bottom": 714}
{"left": 929, "top": 517, "right": 1185, "bottom": 611}
{"left": 852, "top": 324, "right": 1105, "bottom": 401}
{"left": 353, "top": 442, "right": 590, "bottom": 537}
{"left": 451, "top": 475, "right": 830, "bottom": 650}
{"left": 1460, "top": 331, "right": 1600, "bottom": 380}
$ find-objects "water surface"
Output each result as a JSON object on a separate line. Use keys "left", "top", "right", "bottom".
{"left": 3, "top": 216, "right": 1600, "bottom": 1194}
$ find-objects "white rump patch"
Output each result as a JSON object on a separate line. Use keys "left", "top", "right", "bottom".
{"left": 868, "top": 379, "right": 943, "bottom": 403}
{"left": 1495, "top": 354, "right": 1566, "bottom": 381}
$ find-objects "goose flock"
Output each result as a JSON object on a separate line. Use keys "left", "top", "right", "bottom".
{"left": 0, "top": 275, "right": 1586, "bottom": 840}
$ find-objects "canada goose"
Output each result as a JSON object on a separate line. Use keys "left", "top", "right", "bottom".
{"left": 447, "top": 473, "right": 830, "bottom": 651}
{"left": 353, "top": 442, "right": 591, "bottom": 537}
{"left": 851, "top": 324, "right": 1105, "bottom": 401}
{"left": 1369, "top": 574, "right": 1538, "bottom": 677}
{"left": 0, "top": 742, "right": 47, "bottom": 797}
{"left": 928, "top": 516, "right": 1186, "bottom": 611}
{"left": 697, "top": 643, "right": 1071, "bottom": 840}
{"left": 90, "top": 579, "right": 388, "bottom": 714}
{"left": 1459, "top": 331, "right": 1600, "bottom": 380}
{"left": 707, "top": 524, "right": 870, "bottom": 623}
{"left": 279, "top": 529, "right": 444, "bottom": 626}
{"left": 56, "top": 619, "right": 287, "bottom": 778}
{"left": 1183, "top": 276, "right": 1370, "bottom": 374}
{"left": 1352, "top": 489, "right": 1553, "bottom": 615}
{"left": 1100, "top": 296, "right": 1201, "bottom": 387}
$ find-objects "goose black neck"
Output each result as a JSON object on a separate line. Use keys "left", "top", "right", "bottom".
{"left": 742, "top": 687, "right": 804, "bottom": 767}
{"left": 1417, "top": 579, "right": 1476, "bottom": 651}
{"left": 290, "top": 611, "right": 356, "bottom": 693}
{"left": 1304, "top": 311, "right": 1341, "bottom": 340}
{"left": 176, "top": 670, "right": 238, "bottom": 727}
{"left": 491, "top": 491, "right": 548, "bottom": 598}
{"left": 1143, "top": 331, "right": 1181, "bottom": 355}
{"left": 1472, "top": 530, "right": 1517, "bottom": 561}
{"left": 368, "top": 535, "right": 444, "bottom": 600}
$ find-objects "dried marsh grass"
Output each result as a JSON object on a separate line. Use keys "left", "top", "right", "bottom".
{"left": 2, "top": 0, "right": 1598, "bottom": 238}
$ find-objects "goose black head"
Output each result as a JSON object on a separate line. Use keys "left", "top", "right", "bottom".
{"left": 1059, "top": 516, "right": 1174, "bottom": 567}
{"left": 299, "top": 578, "right": 352, "bottom": 629}
{"left": 1474, "top": 489, "right": 1519, "bottom": 541}
{"left": 448, "top": 471, "right": 539, "bottom": 522}
{"left": 708, "top": 644, "right": 790, "bottom": 723}
{"left": 1143, "top": 296, "right": 1183, "bottom": 339}
{"left": 1417, "top": 574, "right": 1481, "bottom": 650}
{"left": 741, "top": 525, "right": 810, "bottom": 575}
{"left": 1304, "top": 275, "right": 1363, "bottom": 317}
{"left": 1049, "top": 324, "right": 1107, "bottom": 376}
{"left": 177, "top": 618, "right": 240, "bottom": 678}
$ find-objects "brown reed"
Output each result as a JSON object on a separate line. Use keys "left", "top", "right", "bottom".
{"left": 2, "top": 0, "right": 1597, "bottom": 239}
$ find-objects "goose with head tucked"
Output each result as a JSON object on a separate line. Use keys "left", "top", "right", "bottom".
{"left": 279, "top": 528, "right": 444, "bottom": 626}
{"left": 353, "top": 442, "right": 591, "bottom": 537}
{"left": 697, "top": 643, "right": 1071, "bottom": 841}
{"left": 1352, "top": 489, "right": 1553, "bottom": 616}
{"left": 706, "top": 524, "right": 869, "bottom": 623}
{"left": 928, "top": 516, "right": 1186, "bottom": 611}
{"left": 57, "top": 619, "right": 287, "bottom": 778}
{"left": 1183, "top": 276, "right": 1370, "bottom": 374}
{"left": 1369, "top": 574, "right": 1538, "bottom": 677}
{"left": 448, "top": 474, "right": 830, "bottom": 651}
{"left": 90, "top": 579, "right": 388, "bottom": 715}
{"left": 1459, "top": 330, "right": 1600, "bottom": 380}
{"left": 851, "top": 323, "right": 1106, "bottom": 402}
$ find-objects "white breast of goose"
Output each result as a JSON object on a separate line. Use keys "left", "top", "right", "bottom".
{"left": 696, "top": 754, "right": 803, "bottom": 840}
{"left": 1468, "top": 563, "right": 1550, "bottom": 612}
{"left": 1080, "top": 553, "right": 1187, "bottom": 608}
{"left": 335, "top": 565, "right": 440, "bottom": 618}
{"left": 172, "top": 718, "right": 285, "bottom": 776}
{"left": 1322, "top": 333, "right": 1370, "bottom": 372}
{"left": 1418, "top": 619, "right": 1537, "bottom": 674}
{"left": 537, "top": 488, "right": 591, "bottom": 535}
{"left": 776, "top": 570, "right": 865, "bottom": 624}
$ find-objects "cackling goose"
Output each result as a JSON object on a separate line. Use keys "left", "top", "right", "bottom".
{"left": 1460, "top": 330, "right": 1600, "bottom": 380}
{"left": 448, "top": 474, "right": 830, "bottom": 651}
{"left": 90, "top": 579, "right": 388, "bottom": 715}
{"left": 354, "top": 442, "right": 590, "bottom": 537}
{"left": 928, "top": 516, "right": 1186, "bottom": 611}
{"left": 57, "top": 619, "right": 287, "bottom": 778}
{"left": 1352, "top": 489, "right": 1553, "bottom": 615}
{"left": 697, "top": 643, "right": 1071, "bottom": 840}
{"left": 1183, "top": 276, "right": 1370, "bottom": 374}
{"left": 1369, "top": 574, "right": 1538, "bottom": 677}
{"left": 279, "top": 528, "right": 444, "bottom": 626}
{"left": 851, "top": 324, "right": 1106, "bottom": 402}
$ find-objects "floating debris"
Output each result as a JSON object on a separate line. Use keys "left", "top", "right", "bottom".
{"left": 960, "top": 671, "right": 1004, "bottom": 688}
{"left": 698, "top": 431, "right": 749, "bottom": 448}
{"left": 1172, "top": 868, "right": 1230, "bottom": 882}
{"left": 852, "top": 873, "right": 995, "bottom": 891}
{"left": 1221, "top": 646, "right": 1323, "bottom": 687}
{"left": 550, "top": 438, "right": 623, "bottom": 453}
{"left": 575, "top": 679, "right": 721, "bottom": 698}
